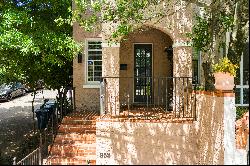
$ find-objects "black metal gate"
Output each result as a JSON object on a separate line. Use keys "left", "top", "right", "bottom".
{"left": 134, "top": 44, "right": 152, "bottom": 103}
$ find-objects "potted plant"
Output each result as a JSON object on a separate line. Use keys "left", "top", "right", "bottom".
{"left": 212, "top": 57, "right": 239, "bottom": 91}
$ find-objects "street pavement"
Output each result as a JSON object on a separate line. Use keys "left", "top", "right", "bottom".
{"left": 0, "top": 89, "right": 57, "bottom": 162}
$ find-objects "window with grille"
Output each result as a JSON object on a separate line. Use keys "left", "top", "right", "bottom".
{"left": 235, "top": 42, "right": 249, "bottom": 107}
{"left": 86, "top": 40, "right": 102, "bottom": 83}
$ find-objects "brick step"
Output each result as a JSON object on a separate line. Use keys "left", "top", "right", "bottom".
{"left": 46, "top": 156, "right": 96, "bottom": 165}
{"left": 54, "top": 133, "right": 96, "bottom": 143}
{"left": 65, "top": 111, "right": 99, "bottom": 119}
{"left": 49, "top": 145, "right": 96, "bottom": 158}
{"left": 66, "top": 114, "right": 99, "bottom": 119}
{"left": 57, "top": 129, "right": 96, "bottom": 134}
{"left": 50, "top": 143, "right": 96, "bottom": 152}
{"left": 49, "top": 146, "right": 96, "bottom": 157}
{"left": 63, "top": 116, "right": 93, "bottom": 121}
{"left": 45, "top": 111, "right": 98, "bottom": 165}
{"left": 62, "top": 119, "right": 96, "bottom": 125}
{"left": 53, "top": 139, "right": 95, "bottom": 145}
{"left": 59, "top": 124, "right": 96, "bottom": 129}
{"left": 58, "top": 126, "right": 96, "bottom": 134}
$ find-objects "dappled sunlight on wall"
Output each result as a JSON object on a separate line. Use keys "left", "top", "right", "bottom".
{"left": 173, "top": 47, "right": 192, "bottom": 77}
{"left": 194, "top": 92, "right": 224, "bottom": 164}
{"left": 96, "top": 122, "right": 197, "bottom": 165}
{"left": 96, "top": 91, "right": 227, "bottom": 165}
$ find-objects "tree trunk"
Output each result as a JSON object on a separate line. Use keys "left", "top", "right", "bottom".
{"left": 61, "top": 88, "right": 67, "bottom": 115}
{"left": 32, "top": 91, "right": 37, "bottom": 132}
{"left": 56, "top": 88, "right": 63, "bottom": 120}
{"left": 202, "top": 61, "right": 215, "bottom": 91}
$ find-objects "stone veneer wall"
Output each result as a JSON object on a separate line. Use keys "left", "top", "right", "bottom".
{"left": 96, "top": 91, "right": 237, "bottom": 165}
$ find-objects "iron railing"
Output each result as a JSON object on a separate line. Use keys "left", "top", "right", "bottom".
{"left": 13, "top": 148, "right": 41, "bottom": 165}
{"left": 100, "top": 77, "right": 197, "bottom": 120}
{"left": 13, "top": 127, "right": 52, "bottom": 165}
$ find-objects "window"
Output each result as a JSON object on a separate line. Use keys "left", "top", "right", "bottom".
{"left": 86, "top": 39, "right": 102, "bottom": 84}
{"left": 235, "top": 42, "right": 249, "bottom": 107}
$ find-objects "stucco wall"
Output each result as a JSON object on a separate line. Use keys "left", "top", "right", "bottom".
{"left": 96, "top": 92, "right": 228, "bottom": 165}
{"left": 194, "top": 92, "right": 225, "bottom": 164}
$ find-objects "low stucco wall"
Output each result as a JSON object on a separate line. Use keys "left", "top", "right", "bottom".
{"left": 195, "top": 92, "right": 225, "bottom": 165}
{"left": 96, "top": 121, "right": 199, "bottom": 165}
{"left": 96, "top": 92, "right": 228, "bottom": 165}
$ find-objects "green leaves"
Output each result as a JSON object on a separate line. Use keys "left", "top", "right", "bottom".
{"left": 187, "top": 16, "right": 211, "bottom": 52}
{"left": 0, "top": 0, "right": 80, "bottom": 89}
{"left": 73, "top": 0, "right": 153, "bottom": 41}
{"left": 112, "top": 24, "right": 132, "bottom": 39}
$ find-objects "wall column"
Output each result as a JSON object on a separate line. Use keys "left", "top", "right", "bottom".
{"left": 102, "top": 42, "right": 120, "bottom": 116}
{"left": 172, "top": 41, "right": 193, "bottom": 117}
{"left": 223, "top": 92, "right": 236, "bottom": 165}
{"left": 172, "top": 41, "right": 192, "bottom": 77}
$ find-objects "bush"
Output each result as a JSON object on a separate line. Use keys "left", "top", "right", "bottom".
{"left": 236, "top": 106, "right": 249, "bottom": 120}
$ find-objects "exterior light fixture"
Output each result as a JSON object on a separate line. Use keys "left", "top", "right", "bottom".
{"left": 164, "top": 46, "right": 173, "bottom": 61}
{"left": 78, "top": 52, "right": 82, "bottom": 63}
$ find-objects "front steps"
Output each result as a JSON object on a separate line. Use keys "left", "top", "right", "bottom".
{"left": 45, "top": 111, "right": 99, "bottom": 165}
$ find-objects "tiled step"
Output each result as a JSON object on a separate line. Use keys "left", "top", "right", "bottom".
{"left": 46, "top": 156, "right": 96, "bottom": 165}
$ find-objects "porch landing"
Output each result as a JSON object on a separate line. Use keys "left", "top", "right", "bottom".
{"left": 100, "top": 106, "right": 195, "bottom": 123}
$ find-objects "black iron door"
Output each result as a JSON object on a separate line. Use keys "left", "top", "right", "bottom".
{"left": 134, "top": 44, "right": 152, "bottom": 103}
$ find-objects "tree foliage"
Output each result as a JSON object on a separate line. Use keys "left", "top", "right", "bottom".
{"left": 73, "top": 0, "right": 183, "bottom": 42}
{"left": 187, "top": 0, "right": 248, "bottom": 90}
{"left": 0, "top": 0, "right": 80, "bottom": 89}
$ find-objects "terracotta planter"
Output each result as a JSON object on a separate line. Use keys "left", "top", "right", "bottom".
{"left": 214, "top": 72, "right": 235, "bottom": 91}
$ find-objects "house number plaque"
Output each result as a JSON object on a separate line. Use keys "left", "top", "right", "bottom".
{"left": 99, "top": 152, "right": 111, "bottom": 158}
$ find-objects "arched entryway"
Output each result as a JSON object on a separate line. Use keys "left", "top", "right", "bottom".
{"left": 119, "top": 27, "right": 173, "bottom": 106}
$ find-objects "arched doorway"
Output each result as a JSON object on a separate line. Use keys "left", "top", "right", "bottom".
{"left": 119, "top": 27, "right": 173, "bottom": 106}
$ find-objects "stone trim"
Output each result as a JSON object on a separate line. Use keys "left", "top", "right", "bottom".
{"left": 82, "top": 84, "right": 100, "bottom": 89}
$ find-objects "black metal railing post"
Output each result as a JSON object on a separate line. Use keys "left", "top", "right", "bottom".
{"left": 39, "top": 132, "right": 42, "bottom": 165}
{"left": 194, "top": 83, "right": 197, "bottom": 121}
{"left": 166, "top": 77, "right": 168, "bottom": 112}
{"left": 13, "top": 157, "right": 17, "bottom": 165}
{"left": 73, "top": 87, "right": 76, "bottom": 111}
